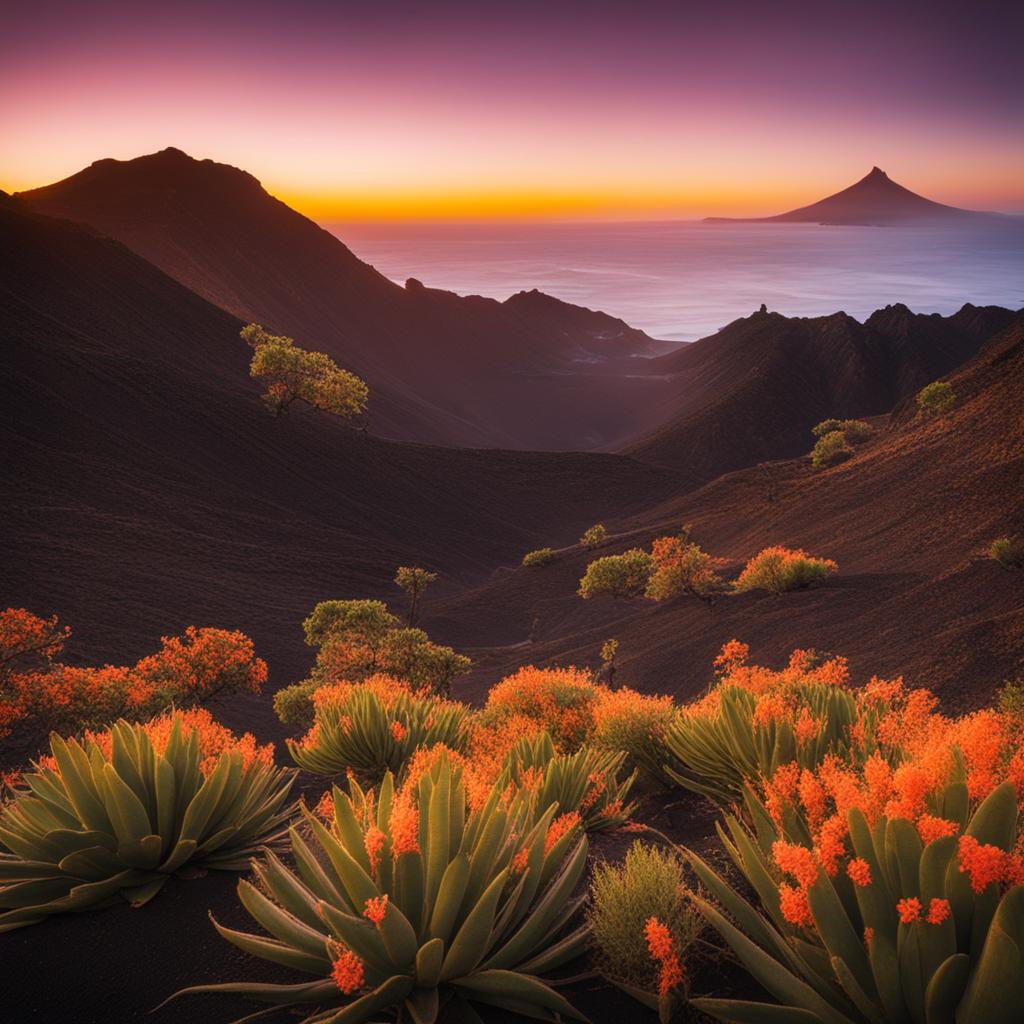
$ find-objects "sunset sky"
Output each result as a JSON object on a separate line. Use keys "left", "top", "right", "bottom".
{"left": 2, "top": 0, "right": 1022, "bottom": 219}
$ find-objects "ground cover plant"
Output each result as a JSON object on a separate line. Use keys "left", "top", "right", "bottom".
{"left": 0, "top": 709, "right": 295, "bottom": 931}
{"left": 733, "top": 546, "right": 838, "bottom": 594}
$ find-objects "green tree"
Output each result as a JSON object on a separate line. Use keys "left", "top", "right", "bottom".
{"left": 394, "top": 566, "right": 438, "bottom": 626}
{"left": 241, "top": 323, "right": 368, "bottom": 418}
{"left": 916, "top": 379, "right": 955, "bottom": 417}
{"left": 578, "top": 549, "right": 654, "bottom": 599}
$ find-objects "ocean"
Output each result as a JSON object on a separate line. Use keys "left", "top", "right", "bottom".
{"left": 331, "top": 219, "right": 1024, "bottom": 342}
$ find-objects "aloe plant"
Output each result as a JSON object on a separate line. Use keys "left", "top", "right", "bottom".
{"left": 685, "top": 780, "right": 1024, "bottom": 1024}
{"left": 665, "top": 683, "right": 884, "bottom": 806}
{"left": 0, "top": 714, "right": 295, "bottom": 931}
{"left": 287, "top": 685, "right": 471, "bottom": 781}
{"left": 170, "top": 754, "right": 591, "bottom": 1023}
{"left": 499, "top": 731, "right": 637, "bottom": 831}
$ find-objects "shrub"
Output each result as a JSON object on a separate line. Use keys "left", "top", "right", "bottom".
{"left": 644, "top": 536, "right": 722, "bottom": 602}
{"left": 522, "top": 547, "right": 556, "bottom": 567}
{"left": 812, "top": 418, "right": 873, "bottom": 443}
{"left": 733, "top": 546, "right": 837, "bottom": 594}
{"left": 169, "top": 755, "right": 590, "bottom": 1023}
{"left": 286, "top": 676, "right": 471, "bottom": 782}
{"left": 917, "top": 379, "right": 956, "bottom": 416}
{"left": 593, "top": 686, "right": 677, "bottom": 784}
{"left": 990, "top": 536, "right": 1024, "bottom": 569}
{"left": 664, "top": 644, "right": 896, "bottom": 805}
{"left": 0, "top": 709, "right": 295, "bottom": 931}
{"left": 291, "top": 599, "right": 470, "bottom": 705}
{"left": 687, "top": 745, "right": 1024, "bottom": 1024}
{"left": 481, "top": 666, "right": 600, "bottom": 750}
{"left": 273, "top": 678, "right": 320, "bottom": 729}
{"left": 590, "top": 842, "right": 702, "bottom": 1019}
{"left": 241, "top": 323, "right": 368, "bottom": 418}
{"left": 393, "top": 566, "right": 437, "bottom": 626}
{"left": 997, "top": 677, "right": 1024, "bottom": 721}
{"left": 580, "top": 523, "right": 609, "bottom": 548}
{"left": 811, "top": 429, "right": 853, "bottom": 468}
{"left": 578, "top": 548, "right": 655, "bottom": 599}
{"left": 0, "top": 609, "right": 267, "bottom": 763}
{"left": 498, "top": 731, "right": 636, "bottom": 831}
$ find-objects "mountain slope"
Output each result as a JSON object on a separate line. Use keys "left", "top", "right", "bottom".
{"left": 623, "top": 302, "right": 1016, "bottom": 475}
{"left": 17, "top": 149, "right": 675, "bottom": 450}
{"left": 706, "top": 167, "right": 996, "bottom": 225}
{"left": 0, "top": 195, "right": 677, "bottom": 726}
{"left": 434, "top": 314, "right": 1024, "bottom": 706}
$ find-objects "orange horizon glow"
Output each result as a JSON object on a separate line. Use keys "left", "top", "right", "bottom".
{"left": 2, "top": 2, "right": 1022, "bottom": 221}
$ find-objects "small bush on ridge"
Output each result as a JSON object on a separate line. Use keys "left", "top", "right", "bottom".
{"left": 811, "top": 429, "right": 853, "bottom": 468}
{"left": 580, "top": 523, "right": 609, "bottom": 548}
{"left": 578, "top": 548, "right": 655, "bottom": 599}
{"left": 522, "top": 546, "right": 557, "bottom": 567}
{"left": 812, "top": 417, "right": 873, "bottom": 443}
{"left": 645, "top": 536, "right": 722, "bottom": 603}
{"left": 733, "top": 545, "right": 837, "bottom": 594}
{"left": 991, "top": 535, "right": 1024, "bottom": 569}
{"left": 917, "top": 379, "right": 956, "bottom": 416}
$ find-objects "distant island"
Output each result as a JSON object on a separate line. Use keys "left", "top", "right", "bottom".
{"left": 706, "top": 166, "right": 999, "bottom": 226}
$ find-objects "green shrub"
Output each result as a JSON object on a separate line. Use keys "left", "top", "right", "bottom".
{"left": 394, "top": 566, "right": 438, "bottom": 626}
{"left": 917, "top": 379, "right": 956, "bottom": 416}
{"left": 811, "top": 429, "right": 853, "bottom": 468}
{"left": 997, "top": 677, "right": 1024, "bottom": 720}
{"left": 169, "top": 756, "right": 590, "bottom": 1024}
{"left": 0, "top": 711, "right": 295, "bottom": 931}
{"left": 812, "top": 418, "right": 873, "bottom": 443}
{"left": 990, "top": 536, "right": 1024, "bottom": 569}
{"left": 274, "top": 679, "right": 320, "bottom": 729}
{"left": 578, "top": 548, "right": 655, "bottom": 599}
{"left": 286, "top": 679, "right": 471, "bottom": 782}
{"left": 733, "top": 546, "right": 837, "bottom": 594}
{"left": 592, "top": 687, "right": 677, "bottom": 785}
{"left": 580, "top": 523, "right": 609, "bottom": 548}
{"left": 522, "top": 547, "right": 556, "bottom": 567}
{"left": 590, "top": 842, "right": 702, "bottom": 1010}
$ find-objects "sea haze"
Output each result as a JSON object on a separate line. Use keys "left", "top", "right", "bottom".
{"left": 334, "top": 219, "right": 1024, "bottom": 342}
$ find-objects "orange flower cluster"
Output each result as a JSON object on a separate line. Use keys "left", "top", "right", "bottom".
{"left": 330, "top": 945, "right": 365, "bottom": 995}
{"left": 958, "top": 835, "right": 1024, "bottom": 893}
{"left": 846, "top": 858, "right": 872, "bottom": 887}
{"left": 644, "top": 916, "right": 685, "bottom": 998}
{"left": 82, "top": 708, "right": 273, "bottom": 776}
{"left": 897, "top": 897, "right": 951, "bottom": 926}
{"left": 363, "top": 895, "right": 388, "bottom": 926}
{"left": 544, "top": 812, "right": 581, "bottom": 856}
{"left": 0, "top": 609, "right": 266, "bottom": 752}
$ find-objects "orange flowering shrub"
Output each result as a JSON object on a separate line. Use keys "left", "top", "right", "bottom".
{"left": 733, "top": 546, "right": 837, "bottom": 594}
{"left": 644, "top": 536, "right": 723, "bottom": 603}
{"left": 480, "top": 666, "right": 601, "bottom": 751}
{"left": 0, "top": 608, "right": 266, "bottom": 763}
{"left": 287, "top": 674, "right": 471, "bottom": 781}
{"left": 591, "top": 686, "right": 677, "bottom": 782}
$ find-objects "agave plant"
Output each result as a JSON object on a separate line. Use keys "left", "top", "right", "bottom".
{"left": 170, "top": 754, "right": 591, "bottom": 1023}
{"left": 499, "top": 731, "right": 637, "bottom": 831}
{"left": 665, "top": 683, "right": 882, "bottom": 806}
{"left": 686, "top": 779, "right": 1024, "bottom": 1023}
{"left": 287, "top": 684, "right": 471, "bottom": 781}
{"left": 0, "top": 712, "right": 295, "bottom": 931}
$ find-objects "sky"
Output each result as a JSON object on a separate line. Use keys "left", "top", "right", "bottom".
{"left": 1, "top": 0, "right": 1022, "bottom": 219}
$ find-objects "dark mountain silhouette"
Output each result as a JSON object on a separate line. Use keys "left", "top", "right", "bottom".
{"left": 706, "top": 167, "right": 997, "bottom": 225}
{"left": 623, "top": 302, "right": 1016, "bottom": 475}
{"left": 17, "top": 148, "right": 675, "bottom": 450}
{"left": 0, "top": 193, "right": 678, "bottom": 722}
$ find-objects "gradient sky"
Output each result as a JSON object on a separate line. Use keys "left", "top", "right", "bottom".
{"left": 2, "top": 0, "right": 1022, "bottom": 219}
